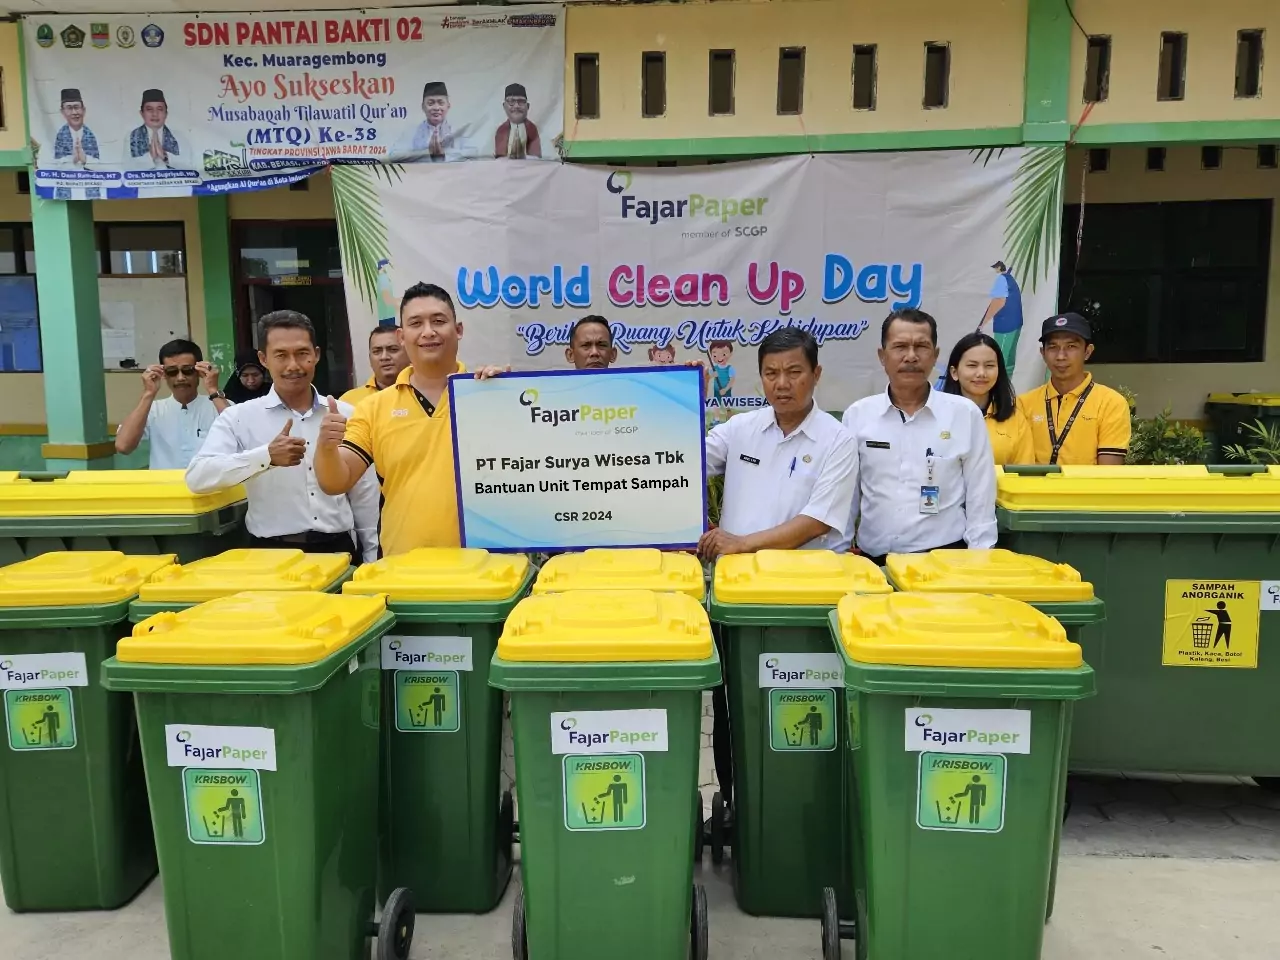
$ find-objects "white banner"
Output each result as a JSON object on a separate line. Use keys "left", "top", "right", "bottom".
{"left": 23, "top": 6, "right": 564, "bottom": 199}
{"left": 338, "top": 149, "right": 1060, "bottom": 409}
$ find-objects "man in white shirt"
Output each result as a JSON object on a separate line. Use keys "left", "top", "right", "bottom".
{"left": 698, "top": 327, "right": 859, "bottom": 812}
{"left": 842, "top": 308, "right": 997, "bottom": 565}
{"left": 700, "top": 328, "right": 858, "bottom": 558}
{"left": 115, "top": 339, "right": 229, "bottom": 470}
{"left": 186, "top": 311, "right": 379, "bottom": 562}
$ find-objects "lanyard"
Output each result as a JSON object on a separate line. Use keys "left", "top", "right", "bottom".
{"left": 1045, "top": 381, "right": 1094, "bottom": 465}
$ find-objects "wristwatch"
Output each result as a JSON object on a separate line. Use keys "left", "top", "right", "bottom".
{"left": 208, "top": 391, "right": 227, "bottom": 400}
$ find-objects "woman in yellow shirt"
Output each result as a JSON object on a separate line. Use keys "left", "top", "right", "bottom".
{"left": 941, "top": 332, "right": 1035, "bottom": 465}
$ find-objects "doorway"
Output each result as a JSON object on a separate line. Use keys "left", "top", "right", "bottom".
{"left": 234, "top": 221, "right": 354, "bottom": 395}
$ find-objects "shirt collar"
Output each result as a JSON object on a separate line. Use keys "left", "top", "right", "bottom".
{"left": 879, "top": 385, "right": 936, "bottom": 417}
{"left": 393, "top": 361, "right": 467, "bottom": 389}
{"left": 264, "top": 385, "right": 323, "bottom": 412}
{"left": 760, "top": 402, "right": 821, "bottom": 441}
{"left": 1045, "top": 372, "right": 1094, "bottom": 402}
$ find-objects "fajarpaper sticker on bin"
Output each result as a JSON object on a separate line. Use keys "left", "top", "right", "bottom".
{"left": 165, "top": 723, "right": 278, "bottom": 770}
{"left": 0, "top": 652, "right": 89, "bottom": 688}
{"left": 758, "top": 652, "right": 844, "bottom": 688}
{"left": 551, "top": 708, "right": 668, "bottom": 754}
{"left": 904, "top": 707, "right": 1032, "bottom": 754}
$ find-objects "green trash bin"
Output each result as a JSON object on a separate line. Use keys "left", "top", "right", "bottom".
{"left": 884, "top": 547, "right": 1107, "bottom": 920}
{"left": 997, "top": 464, "right": 1280, "bottom": 780}
{"left": 1204, "top": 393, "right": 1280, "bottom": 463}
{"left": 708, "top": 549, "right": 891, "bottom": 918}
{"left": 128, "top": 548, "right": 354, "bottom": 622}
{"left": 818, "top": 592, "right": 1095, "bottom": 960}
{"left": 0, "top": 550, "right": 177, "bottom": 911}
{"left": 100, "top": 591, "right": 417, "bottom": 960}
{"left": 0, "top": 470, "right": 247, "bottom": 567}
{"left": 491, "top": 589, "right": 721, "bottom": 960}
{"left": 341, "top": 547, "right": 533, "bottom": 913}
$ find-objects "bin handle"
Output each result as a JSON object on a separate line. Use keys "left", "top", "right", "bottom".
{"left": 133, "top": 611, "right": 178, "bottom": 636}
{"left": 1000, "top": 465, "right": 1061, "bottom": 476}
{"left": 1206, "top": 464, "right": 1268, "bottom": 476}
{"left": 17, "top": 471, "right": 70, "bottom": 482}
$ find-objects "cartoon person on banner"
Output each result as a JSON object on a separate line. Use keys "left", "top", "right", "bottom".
{"left": 649, "top": 343, "right": 678, "bottom": 365}
{"left": 705, "top": 340, "right": 737, "bottom": 422}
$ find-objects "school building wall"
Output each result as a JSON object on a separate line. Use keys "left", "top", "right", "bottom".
{"left": 1077, "top": 145, "right": 1280, "bottom": 420}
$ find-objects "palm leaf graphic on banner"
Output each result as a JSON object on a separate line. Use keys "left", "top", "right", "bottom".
{"left": 971, "top": 145, "right": 1065, "bottom": 294}
{"left": 332, "top": 164, "right": 404, "bottom": 309}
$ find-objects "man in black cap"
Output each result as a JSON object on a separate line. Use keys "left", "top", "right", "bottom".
{"left": 390, "top": 81, "right": 473, "bottom": 162}
{"left": 53, "top": 89, "right": 99, "bottom": 167}
{"left": 494, "top": 82, "right": 541, "bottom": 159}
{"left": 125, "top": 88, "right": 187, "bottom": 169}
{"left": 1016, "top": 312, "right": 1130, "bottom": 465}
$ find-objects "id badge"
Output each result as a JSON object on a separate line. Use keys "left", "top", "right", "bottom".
{"left": 919, "top": 485, "right": 940, "bottom": 515}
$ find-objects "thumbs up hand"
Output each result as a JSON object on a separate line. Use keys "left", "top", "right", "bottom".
{"left": 269, "top": 418, "right": 307, "bottom": 467}
{"left": 318, "top": 396, "right": 348, "bottom": 448}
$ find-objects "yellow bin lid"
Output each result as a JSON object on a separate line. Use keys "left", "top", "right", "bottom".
{"left": 0, "top": 470, "right": 245, "bottom": 517}
{"left": 0, "top": 551, "right": 177, "bottom": 607}
{"left": 138, "top": 549, "right": 351, "bottom": 602}
{"left": 534, "top": 549, "right": 704, "bottom": 600}
{"left": 119, "top": 591, "right": 388, "bottom": 664}
{"left": 499, "top": 590, "right": 713, "bottom": 662}
{"left": 885, "top": 549, "right": 1094, "bottom": 602}
{"left": 1206, "top": 393, "right": 1280, "bottom": 405}
{"left": 835, "top": 592, "right": 1082, "bottom": 669}
{"left": 714, "top": 550, "right": 891, "bottom": 605}
{"left": 997, "top": 465, "right": 1280, "bottom": 513}
{"left": 343, "top": 547, "right": 529, "bottom": 602}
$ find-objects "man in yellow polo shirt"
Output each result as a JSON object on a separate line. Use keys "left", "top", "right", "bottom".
{"left": 339, "top": 326, "right": 409, "bottom": 407}
{"left": 315, "top": 282, "right": 505, "bottom": 556}
{"left": 1017, "top": 313, "right": 1130, "bottom": 465}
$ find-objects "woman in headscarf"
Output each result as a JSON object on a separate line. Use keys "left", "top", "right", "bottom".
{"left": 222, "top": 351, "right": 271, "bottom": 404}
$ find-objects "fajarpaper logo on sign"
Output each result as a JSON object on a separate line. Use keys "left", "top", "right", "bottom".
{"left": 550, "top": 709, "right": 668, "bottom": 755}
{"left": 758, "top": 653, "right": 843, "bottom": 689}
{"left": 904, "top": 707, "right": 1031, "bottom": 755}
{"left": 165, "top": 724, "right": 278, "bottom": 770}
{"left": 381, "top": 635, "right": 473, "bottom": 672}
{"left": 606, "top": 170, "right": 771, "bottom": 227}
{"left": 0, "top": 652, "right": 89, "bottom": 690}
{"left": 517, "top": 386, "right": 639, "bottom": 429}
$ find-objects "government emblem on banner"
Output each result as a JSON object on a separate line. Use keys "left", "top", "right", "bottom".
{"left": 35, "top": 24, "right": 54, "bottom": 48}
{"left": 90, "top": 24, "right": 110, "bottom": 48}
{"left": 60, "top": 24, "right": 85, "bottom": 49}
{"left": 141, "top": 23, "right": 164, "bottom": 48}
{"left": 116, "top": 26, "right": 136, "bottom": 48}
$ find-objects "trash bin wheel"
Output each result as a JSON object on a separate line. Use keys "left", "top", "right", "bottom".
{"left": 820, "top": 887, "right": 841, "bottom": 960}
{"left": 500, "top": 788, "right": 516, "bottom": 846}
{"left": 377, "top": 887, "right": 415, "bottom": 960}
{"left": 512, "top": 887, "right": 529, "bottom": 960}
{"left": 1255, "top": 777, "right": 1280, "bottom": 793}
{"left": 694, "top": 792, "right": 705, "bottom": 863}
{"left": 710, "top": 792, "right": 727, "bottom": 865}
{"left": 689, "top": 883, "right": 709, "bottom": 960}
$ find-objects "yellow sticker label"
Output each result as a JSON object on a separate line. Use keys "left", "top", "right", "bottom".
{"left": 1162, "top": 580, "right": 1260, "bottom": 668}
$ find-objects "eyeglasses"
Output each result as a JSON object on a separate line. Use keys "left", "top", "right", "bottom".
{"left": 164, "top": 366, "right": 197, "bottom": 378}
{"left": 504, "top": 98, "right": 529, "bottom": 107}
